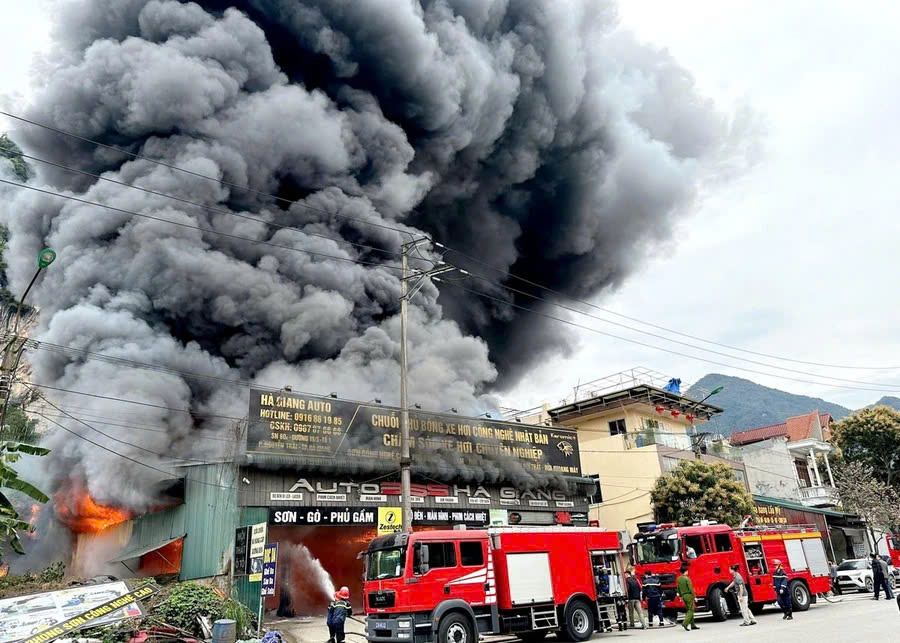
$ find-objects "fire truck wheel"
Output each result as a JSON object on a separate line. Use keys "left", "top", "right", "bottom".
{"left": 515, "top": 632, "right": 548, "bottom": 643}
{"left": 708, "top": 586, "right": 729, "bottom": 621}
{"left": 437, "top": 612, "right": 473, "bottom": 643}
{"left": 561, "top": 600, "right": 595, "bottom": 642}
{"left": 789, "top": 580, "right": 811, "bottom": 612}
{"left": 748, "top": 602, "right": 765, "bottom": 616}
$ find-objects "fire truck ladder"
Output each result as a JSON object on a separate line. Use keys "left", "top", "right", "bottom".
{"left": 530, "top": 607, "right": 558, "bottom": 630}
{"left": 733, "top": 524, "right": 819, "bottom": 537}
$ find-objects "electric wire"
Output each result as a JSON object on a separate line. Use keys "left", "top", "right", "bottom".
{"left": 5, "top": 108, "right": 895, "bottom": 372}
{"left": 0, "top": 110, "right": 416, "bottom": 239}
{"left": 457, "top": 271, "right": 900, "bottom": 388}
{"left": 0, "top": 180, "right": 404, "bottom": 273}
{"left": 434, "top": 278, "right": 900, "bottom": 394}
{"left": 434, "top": 242, "right": 900, "bottom": 371}
{"left": 1, "top": 148, "right": 410, "bottom": 261}
{"left": 26, "top": 385, "right": 228, "bottom": 465}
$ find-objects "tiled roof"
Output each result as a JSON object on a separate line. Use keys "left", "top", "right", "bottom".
{"left": 730, "top": 410, "right": 821, "bottom": 446}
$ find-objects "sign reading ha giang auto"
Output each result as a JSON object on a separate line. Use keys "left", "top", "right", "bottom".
{"left": 247, "top": 389, "right": 581, "bottom": 476}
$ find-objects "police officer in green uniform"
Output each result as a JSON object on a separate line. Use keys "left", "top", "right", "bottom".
{"left": 677, "top": 564, "right": 699, "bottom": 631}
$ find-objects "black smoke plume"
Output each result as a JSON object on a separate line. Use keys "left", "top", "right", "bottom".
{"left": 0, "top": 0, "right": 751, "bottom": 514}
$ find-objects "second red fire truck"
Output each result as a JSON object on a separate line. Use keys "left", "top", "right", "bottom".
{"left": 632, "top": 521, "right": 832, "bottom": 620}
{"left": 362, "top": 527, "right": 627, "bottom": 643}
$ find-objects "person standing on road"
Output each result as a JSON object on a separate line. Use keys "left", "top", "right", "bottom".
{"left": 642, "top": 573, "right": 668, "bottom": 627}
{"left": 677, "top": 564, "right": 699, "bottom": 631}
{"left": 828, "top": 560, "right": 841, "bottom": 595}
{"left": 624, "top": 570, "right": 647, "bottom": 629}
{"left": 773, "top": 560, "right": 792, "bottom": 620}
{"left": 871, "top": 554, "right": 894, "bottom": 600}
{"left": 725, "top": 564, "right": 757, "bottom": 627}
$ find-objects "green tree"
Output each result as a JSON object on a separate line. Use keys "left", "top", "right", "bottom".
{"left": 0, "top": 440, "right": 49, "bottom": 562}
{"left": 651, "top": 459, "right": 754, "bottom": 527}
{"left": 0, "top": 134, "right": 31, "bottom": 182}
{"left": 830, "top": 406, "right": 900, "bottom": 488}
{"left": 1, "top": 406, "right": 40, "bottom": 444}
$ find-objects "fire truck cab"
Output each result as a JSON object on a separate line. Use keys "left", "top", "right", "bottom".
{"left": 632, "top": 522, "right": 831, "bottom": 620}
{"left": 363, "top": 527, "right": 628, "bottom": 643}
{"left": 878, "top": 533, "right": 900, "bottom": 579}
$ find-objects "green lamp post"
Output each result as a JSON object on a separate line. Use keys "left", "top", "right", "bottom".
{"left": 13, "top": 248, "right": 56, "bottom": 334}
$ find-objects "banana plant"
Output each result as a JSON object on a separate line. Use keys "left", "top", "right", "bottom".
{"left": 0, "top": 440, "right": 50, "bottom": 558}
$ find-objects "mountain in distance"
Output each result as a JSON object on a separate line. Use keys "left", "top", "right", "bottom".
{"left": 867, "top": 396, "right": 900, "bottom": 411}
{"left": 685, "top": 374, "right": 853, "bottom": 435}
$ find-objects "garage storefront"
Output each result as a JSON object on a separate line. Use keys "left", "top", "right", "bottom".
{"left": 239, "top": 389, "right": 590, "bottom": 617}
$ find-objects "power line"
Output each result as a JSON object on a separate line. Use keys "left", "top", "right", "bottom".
{"left": 434, "top": 278, "right": 900, "bottom": 394}
{"left": 0, "top": 110, "right": 416, "bottom": 239}
{"left": 26, "top": 386, "right": 224, "bottom": 465}
{"left": 0, "top": 179, "right": 404, "bottom": 273}
{"left": 459, "top": 271, "right": 900, "bottom": 387}
{"left": 29, "top": 410, "right": 239, "bottom": 444}
{"left": 6, "top": 108, "right": 894, "bottom": 373}
{"left": 434, "top": 243, "right": 900, "bottom": 372}
{"left": 30, "top": 410, "right": 239, "bottom": 491}
{"left": 23, "top": 381, "right": 250, "bottom": 421}
{"left": 1, "top": 148, "right": 411, "bottom": 262}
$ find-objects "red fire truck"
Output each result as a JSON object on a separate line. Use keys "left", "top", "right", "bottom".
{"left": 877, "top": 533, "right": 900, "bottom": 580}
{"left": 632, "top": 522, "right": 832, "bottom": 620}
{"left": 363, "top": 527, "right": 627, "bottom": 643}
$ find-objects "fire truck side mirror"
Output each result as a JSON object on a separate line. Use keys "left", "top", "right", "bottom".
{"left": 414, "top": 542, "right": 429, "bottom": 575}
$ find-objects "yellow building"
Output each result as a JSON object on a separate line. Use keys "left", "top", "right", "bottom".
{"left": 524, "top": 376, "right": 747, "bottom": 542}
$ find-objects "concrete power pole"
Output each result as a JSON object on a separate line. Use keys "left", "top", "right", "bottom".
{"left": 399, "top": 239, "right": 457, "bottom": 532}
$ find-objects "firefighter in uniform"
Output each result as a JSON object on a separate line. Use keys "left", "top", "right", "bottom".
{"left": 773, "top": 560, "right": 792, "bottom": 620}
{"left": 642, "top": 573, "right": 666, "bottom": 627}
{"left": 326, "top": 587, "right": 352, "bottom": 643}
{"left": 676, "top": 564, "right": 698, "bottom": 631}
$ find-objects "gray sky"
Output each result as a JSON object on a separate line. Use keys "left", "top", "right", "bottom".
{"left": 2, "top": 0, "right": 898, "bottom": 413}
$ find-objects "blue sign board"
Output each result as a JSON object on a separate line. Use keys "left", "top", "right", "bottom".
{"left": 261, "top": 543, "right": 278, "bottom": 597}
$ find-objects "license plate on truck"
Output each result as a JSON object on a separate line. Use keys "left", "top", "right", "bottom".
{"left": 375, "top": 621, "right": 389, "bottom": 630}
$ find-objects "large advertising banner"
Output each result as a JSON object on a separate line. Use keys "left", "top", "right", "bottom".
{"left": 247, "top": 390, "right": 581, "bottom": 476}
{"left": 0, "top": 581, "right": 146, "bottom": 643}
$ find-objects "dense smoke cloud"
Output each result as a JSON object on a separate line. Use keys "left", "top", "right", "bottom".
{"left": 0, "top": 0, "right": 749, "bottom": 509}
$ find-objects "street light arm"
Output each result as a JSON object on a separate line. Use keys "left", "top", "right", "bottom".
{"left": 12, "top": 267, "right": 42, "bottom": 335}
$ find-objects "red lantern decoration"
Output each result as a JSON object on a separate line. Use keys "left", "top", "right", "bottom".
{"left": 655, "top": 405, "right": 665, "bottom": 414}
{"left": 670, "top": 410, "right": 680, "bottom": 418}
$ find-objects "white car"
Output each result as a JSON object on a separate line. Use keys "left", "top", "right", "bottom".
{"left": 835, "top": 558, "right": 897, "bottom": 593}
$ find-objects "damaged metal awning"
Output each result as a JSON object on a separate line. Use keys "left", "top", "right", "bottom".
{"left": 108, "top": 534, "right": 185, "bottom": 563}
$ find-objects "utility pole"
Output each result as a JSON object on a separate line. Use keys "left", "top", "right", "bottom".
{"left": 399, "top": 239, "right": 457, "bottom": 532}
{"left": 0, "top": 248, "right": 56, "bottom": 434}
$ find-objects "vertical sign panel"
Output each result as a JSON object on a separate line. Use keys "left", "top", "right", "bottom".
{"left": 261, "top": 543, "right": 278, "bottom": 597}
{"left": 248, "top": 522, "right": 267, "bottom": 582}
{"left": 233, "top": 526, "right": 249, "bottom": 576}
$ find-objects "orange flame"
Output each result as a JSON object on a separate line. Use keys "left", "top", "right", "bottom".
{"left": 139, "top": 538, "right": 183, "bottom": 576}
{"left": 26, "top": 504, "right": 42, "bottom": 539}
{"left": 56, "top": 487, "right": 132, "bottom": 534}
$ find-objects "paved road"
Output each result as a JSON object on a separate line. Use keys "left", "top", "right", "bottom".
{"left": 273, "top": 594, "right": 900, "bottom": 643}
{"left": 593, "top": 594, "right": 899, "bottom": 641}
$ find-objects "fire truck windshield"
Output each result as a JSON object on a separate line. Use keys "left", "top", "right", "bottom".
{"left": 366, "top": 547, "right": 406, "bottom": 580}
{"left": 634, "top": 534, "right": 680, "bottom": 564}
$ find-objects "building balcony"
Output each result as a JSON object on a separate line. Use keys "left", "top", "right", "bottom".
{"left": 800, "top": 485, "right": 840, "bottom": 508}
{"left": 625, "top": 431, "right": 693, "bottom": 451}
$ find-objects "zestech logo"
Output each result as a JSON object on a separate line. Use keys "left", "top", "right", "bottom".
{"left": 377, "top": 507, "right": 403, "bottom": 535}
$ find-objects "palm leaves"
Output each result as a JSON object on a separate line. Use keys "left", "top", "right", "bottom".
{"left": 0, "top": 439, "right": 49, "bottom": 559}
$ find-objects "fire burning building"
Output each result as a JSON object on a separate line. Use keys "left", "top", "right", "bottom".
{"left": 107, "top": 389, "right": 595, "bottom": 618}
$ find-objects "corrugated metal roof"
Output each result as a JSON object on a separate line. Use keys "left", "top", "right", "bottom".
{"left": 109, "top": 535, "right": 184, "bottom": 563}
